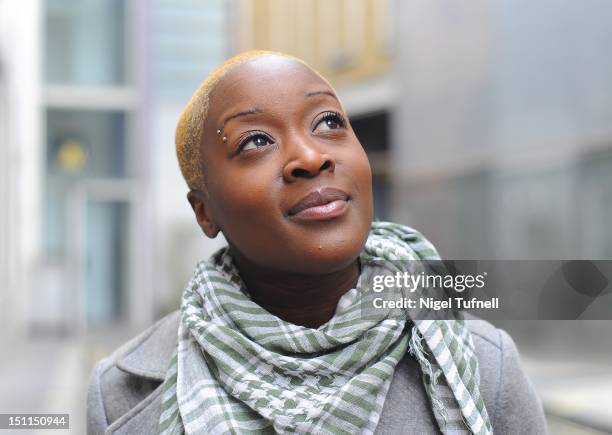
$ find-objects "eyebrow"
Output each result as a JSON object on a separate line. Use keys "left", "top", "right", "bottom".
{"left": 222, "top": 108, "right": 261, "bottom": 128}
{"left": 220, "top": 91, "right": 339, "bottom": 128}
{"left": 305, "top": 90, "right": 339, "bottom": 101}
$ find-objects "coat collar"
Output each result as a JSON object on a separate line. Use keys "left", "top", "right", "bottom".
{"left": 116, "top": 311, "right": 180, "bottom": 381}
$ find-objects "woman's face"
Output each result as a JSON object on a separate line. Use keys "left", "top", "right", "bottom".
{"left": 195, "top": 56, "right": 373, "bottom": 274}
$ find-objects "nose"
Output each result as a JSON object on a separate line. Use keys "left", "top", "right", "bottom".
{"left": 282, "top": 138, "right": 336, "bottom": 182}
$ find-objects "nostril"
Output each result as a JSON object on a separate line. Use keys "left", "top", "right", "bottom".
{"left": 287, "top": 157, "right": 335, "bottom": 179}
{"left": 291, "top": 168, "right": 310, "bottom": 178}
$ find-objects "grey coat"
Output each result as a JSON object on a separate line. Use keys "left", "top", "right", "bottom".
{"left": 87, "top": 312, "right": 547, "bottom": 434}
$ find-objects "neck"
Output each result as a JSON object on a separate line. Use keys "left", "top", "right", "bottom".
{"left": 230, "top": 250, "right": 360, "bottom": 329}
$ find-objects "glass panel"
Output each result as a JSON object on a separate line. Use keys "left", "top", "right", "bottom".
{"left": 85, "top": 201, "right": 128, "bottom": 324}
{"left": 44, "top": 109, "right": 126, "bottom": 256}
{"left": 46, "top": 109, "right": 126, "bottom": 177}
{"left": 151, "top": 0, "right": 228, "bottom": 100}
{"left": 45, "top": 0, "right": 126, "bottom": 85}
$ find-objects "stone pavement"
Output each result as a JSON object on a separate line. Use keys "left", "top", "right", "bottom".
{"left": 0, "top": 327, "right": 132, "bottom": 435}
{"left": 523, "top": 355, "right": 612, "bottom": 434}
{"left": 0, "top": 338, "right": 86, "bottom": 434}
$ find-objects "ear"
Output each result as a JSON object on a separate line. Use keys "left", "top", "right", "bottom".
{"left": 187, "top": 189, "right": 220, "bottom": 238}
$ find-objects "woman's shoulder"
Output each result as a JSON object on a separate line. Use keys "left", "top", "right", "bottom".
{"left": 378, "top": 317, "right": 547, "bottom": 434}
{"left": 463, "top": 315, "right": 528, "bottom": 386}
{"left": 86, "top": 311, "right": 180, "bottom": 434}
{"left": 100, "top": 310, "right": 180, "bottom": 376}
{"left": 464, "top": 316, "right": 548, "bottom": 433}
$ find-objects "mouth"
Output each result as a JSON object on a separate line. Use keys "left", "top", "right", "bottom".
{"left": 287, "top": 187, "right": 350, "bottom": 221}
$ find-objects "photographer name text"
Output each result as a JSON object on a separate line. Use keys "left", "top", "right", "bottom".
{"left": 372, "top": 296, "right": 499, "bottom": 310}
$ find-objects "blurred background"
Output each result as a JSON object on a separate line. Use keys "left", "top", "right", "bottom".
{"left": 1, "top": 0, "right": 611, "bottom": 433}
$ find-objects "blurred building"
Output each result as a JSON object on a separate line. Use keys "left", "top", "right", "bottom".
{"left": 42, "top": 0, "right": 151, "bottom": 332}
{"left": 392, "top": 0, "right": 612, "bottom": 262}
{"left": 2, "top": 0, "right": 612, "bottom": 334}
{"left": 0, "top": 0, "right": 42, "bottom": 336}
{"left": 1, "top": 0, "right": 232, "bottom": 335}
{"left": 1, "top": 0, "right": 397, "bottom": 336}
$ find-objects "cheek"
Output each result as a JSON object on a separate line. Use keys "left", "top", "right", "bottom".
{"left": 344, "top": 146, "right": 373, "bottom": 201}
{"left": 207, "top": 167, "right": 281, "bottom": 243}
{"left": 358, "top": 152, "right": 373, "bottom": 190}
{"left": 213, "top": 181, "right": 273, "bottom": 221}
{"left": 207, "top": 171, "right": 295, "bottom": 268}
{"left": 347, "top": 146, "right": 374, "bottom": 231}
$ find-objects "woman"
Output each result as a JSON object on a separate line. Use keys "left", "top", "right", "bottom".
{"left": 87, "top": 51, "right": 547, "bottom": 434}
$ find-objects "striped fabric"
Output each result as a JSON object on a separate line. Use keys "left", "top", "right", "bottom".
{"left": 158, "top": 221, "right": 492, "bottom": 434}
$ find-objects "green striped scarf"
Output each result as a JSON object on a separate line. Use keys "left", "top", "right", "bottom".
{"left": 158, "top": 221, "right": 492, "bottom": 434}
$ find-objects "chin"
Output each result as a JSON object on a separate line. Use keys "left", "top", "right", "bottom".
{"left": 286, "top": 224, "right": 370, "bottom": 275}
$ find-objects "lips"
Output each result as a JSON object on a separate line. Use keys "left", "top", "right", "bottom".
{"left": 287, "top": 187, "right": 350, "bottom": 221}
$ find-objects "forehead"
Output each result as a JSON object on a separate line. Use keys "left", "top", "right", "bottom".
{"left": 207, "top": 56, "right": 332, "bottom": 120}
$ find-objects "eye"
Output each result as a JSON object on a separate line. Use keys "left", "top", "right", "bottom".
{"left": 313, "top": 111, "right": 345, "bottom": 133}
{"left": 238, "top": 132, "right": 274, "bottom": 152}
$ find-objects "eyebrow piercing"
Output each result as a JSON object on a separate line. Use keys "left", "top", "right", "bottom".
{"left": 222, "top": 136, "right": 227, "bottom": 142}
{"left": 216, "top": 129, "right": 222, "bottom": 135}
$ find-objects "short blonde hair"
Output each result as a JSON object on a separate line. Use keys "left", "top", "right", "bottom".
{"left": 175, "top": 50, "right": 333, "bottom": 190}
